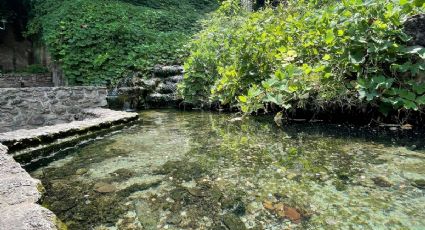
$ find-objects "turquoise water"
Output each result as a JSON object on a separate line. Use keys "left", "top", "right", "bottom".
{"left": 29, "top": 110, "right": 425, "bottom": 229}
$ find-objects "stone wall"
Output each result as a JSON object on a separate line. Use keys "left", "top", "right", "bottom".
{"left": 0, "top": 73, "right": 53, "bottom": 88}
{"left": 107, "top": 65, "right": 184, "bottom": 110}
{"left": 0, "top": 87, "right": 108, "bottom": 133}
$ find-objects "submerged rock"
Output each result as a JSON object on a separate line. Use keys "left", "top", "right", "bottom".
{"left": 333, "top": 180, "right": 348, "bottom": 191}
{"left": 75, "top": 168, "right": 88, "bottom": 175}
{"left": 262, "top": 200, "right": 302, "bottom": 223}
{"left": 134, "top": 200, "right": 158, "bottom": 229}
{"left": 221, "top": 196, "right": 246, "bottom": 216}
{"left": 118, "top": 181, "right": 161, "bottom": 197}
{"left": 412, "top": 179, "right": 425, "bottom": 189}
{"left": 284, "top": 206, "right": 302, "bottom": 223}
{"left": 262, "top": 200, "right": 274, "bottom": 211}
{"left": 110, "top": 168, "right": 135, "bottom": 181}
{"left": 371, "top": 176, "right": 393, "bottom": 188}
{"left": 116, "top": 215, "right": 141, "bottom": 230}
{"left": 157, "top": 160, "right": 206, "bottom": 181}
{"left": 222, "top": 214, "right": 247, "bottom": 230}
{"left": 166, "top": 213, "right": 182, "bottom": 225}
{"left": 187, "top": 187, "right": 208, "bottom": 197}
{"left": 94, "top": 182, "right": 116, "bottom": 193}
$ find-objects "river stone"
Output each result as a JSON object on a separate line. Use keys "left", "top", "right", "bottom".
{"left": 94, "top": 182, "right": 116, "bottom": 193}
{"left": 187, "top": 187, "right": 207, "bottom": 197}
{"left": 412, "top": 179, "right": 425, "bottom": 189}
{"left": 222, "top": 213, "right": 247, "bottom": 230}
{"left": 262, "top": 200, "right": 274, "bottom": 211}
{"left": 75, "top": 168, "right": 89, "bottom": 175}
{"left": 283, "top": 206, "right": 302, "bottom": 223}
{"left": 111, "top": 168, "right": 135, "bottom": 179}
{"left": 166, "top": 213, "right": 182, "bottom": 225}
{"left": 371, "top": 176, "right": 393, "bottom": 187}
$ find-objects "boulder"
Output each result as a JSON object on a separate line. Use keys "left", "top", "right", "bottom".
{"left": 153, "top": 65, "right": 184, "bottom": 77}
{"left": 404, "top": 14, "right": 425, "bottom": 47}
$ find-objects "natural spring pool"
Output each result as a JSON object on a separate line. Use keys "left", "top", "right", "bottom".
{"left": 27, "top": 110, "right": 425, "bottom": 229}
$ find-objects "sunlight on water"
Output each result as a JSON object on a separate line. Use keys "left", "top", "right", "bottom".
{"left": 29, "top": 110, "right": 425, "bottom": 230}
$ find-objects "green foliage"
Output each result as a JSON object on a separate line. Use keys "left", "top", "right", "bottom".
{"left": 180, "top": 0, "right": 425, "bottom": 115}
{"left": 27, "top": 0, "right": 218, "bottom": 85}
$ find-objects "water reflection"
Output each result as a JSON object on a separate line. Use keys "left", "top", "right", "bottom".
{"left": 29, "top": 110, "right": 425, "bottom": 229}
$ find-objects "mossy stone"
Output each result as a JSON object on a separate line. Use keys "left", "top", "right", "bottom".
{"left": 222, "top": 214, "right": 247, "bottom": 230}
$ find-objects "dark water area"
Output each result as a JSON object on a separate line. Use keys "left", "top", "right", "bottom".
{"left": 28, "top": 110, "right": 425, "bottom": 229}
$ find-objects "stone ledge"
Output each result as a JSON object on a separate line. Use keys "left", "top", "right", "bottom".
{"left": 0, "top": 108, "right": 139, "bottom": 154}
{"left": 0, "top": 144, "right": 58, "bottom": 230}
{"left": 0, "top": 108, "right": 139, "bottom": 161}
{"left": 0, "top": 86, "right": 106, "bottom": 90}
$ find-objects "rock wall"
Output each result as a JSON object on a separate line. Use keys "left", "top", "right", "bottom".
{"left": 107, "top": 65, "right": 184, "bottom": 110}
{"left": 0, "top": 73, "right": 53, "bottom": 88}
{"left": 0, "top": 87, "right": 108, "bottom": 133}
{"left": 404, "top": 14, "right": 425, "bottom": 47}
{"left": 143, "top": 67, "right": 184, "bottom": 108}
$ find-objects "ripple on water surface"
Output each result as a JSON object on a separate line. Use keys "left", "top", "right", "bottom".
{"left": 29, "top": 110, "right": 425, "bottom": 229}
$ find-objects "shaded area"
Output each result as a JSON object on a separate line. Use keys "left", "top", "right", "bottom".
{"left": 0, "top": 0, "right": 42, "bottom": 73}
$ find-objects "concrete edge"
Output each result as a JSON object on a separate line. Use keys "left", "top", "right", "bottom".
{"left": 0, "top": 108, "right": 139, "bottom": 153}
{"left": 0, "top": 143, "right": 61, "bottom": 230}
{"left": 0, "top": 86, "right": 107, "bottom": 90}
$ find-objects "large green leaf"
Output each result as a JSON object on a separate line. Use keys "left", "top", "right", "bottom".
{"left": 349, "top": 51, "right": 365, "bottom": 64}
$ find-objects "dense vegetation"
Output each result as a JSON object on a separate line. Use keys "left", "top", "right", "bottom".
{"left": 27, "top": 0, "right": 218, "bottom": 85}
{"left": 180, "top": 0, "right": 425, "bottom": 121}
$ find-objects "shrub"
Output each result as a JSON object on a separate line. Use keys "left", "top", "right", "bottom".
{"left": 27, "top": 0, "right": 218, "bottom": 85}
{"left": 180, "top": 0, "right": 425, "bottom": 116}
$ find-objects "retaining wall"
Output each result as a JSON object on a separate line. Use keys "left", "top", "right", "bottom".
{"left": 0, "top": 87, "right": 108, "bottom": 133}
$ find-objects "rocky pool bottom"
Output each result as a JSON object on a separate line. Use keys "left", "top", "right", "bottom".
{"left": 27, "top": 110, "right": 425, "bottom": 229}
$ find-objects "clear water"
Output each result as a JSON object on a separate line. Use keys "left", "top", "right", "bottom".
{"left": 29, "top": 110, "right": 425, "bottom": 230}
